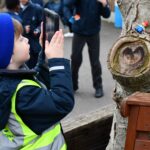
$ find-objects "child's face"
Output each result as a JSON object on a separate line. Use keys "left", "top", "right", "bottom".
{"left": 13, "top": 35, "right": 30, "bottom": 65}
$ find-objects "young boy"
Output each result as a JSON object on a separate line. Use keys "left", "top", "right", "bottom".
{"left": 0, "top": 13, "right": 74, "bottom": 149}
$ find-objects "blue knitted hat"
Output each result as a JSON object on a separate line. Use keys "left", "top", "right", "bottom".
{"left": 0, "top": 13, "right": 14, "bottom": 69}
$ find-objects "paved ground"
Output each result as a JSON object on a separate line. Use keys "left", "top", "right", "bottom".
{"left": 62, "top": 21, "right": 121, "bottom": 122}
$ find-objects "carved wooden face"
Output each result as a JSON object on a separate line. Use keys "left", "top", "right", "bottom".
{"left": 120, "top": 43, "right": 145, "bottom": 75}
{"left": 122, "top": 46, "right": 144, "bottom": 65}
{"left": 108, "top": 37, "right": 150, "bottom": 77}
{"left": 108, "top": 1, "right": 150, "bottom": 88}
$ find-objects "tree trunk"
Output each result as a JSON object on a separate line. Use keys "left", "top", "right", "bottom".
{"left": 107, "top": 0, "right": 150, "bottom": 149}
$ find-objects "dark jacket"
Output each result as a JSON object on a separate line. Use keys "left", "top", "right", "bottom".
{"left": 7, "top": 11, "right": 23, "bottom": 24}
{"left": 31, "top": 0, "right": 44, "bottom": 7}
{"left": 19, "top": 2, "right": 43, "bottom": 53}
{"left": 63, "top": 0, "right": 111, "bottom": 35}
{"left": 0, "top": 57, "right": 74, "bottom": 135}
{"left": 45, "top": 0, "right": 63, "bottom": 17}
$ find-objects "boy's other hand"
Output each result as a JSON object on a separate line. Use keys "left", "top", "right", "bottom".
{"left": 45, "top": 29, "right": 64, "bottom": 59}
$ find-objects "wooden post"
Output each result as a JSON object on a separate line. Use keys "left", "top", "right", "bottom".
{"left": 121, "top": 92, "right": 150, "bottom": 150}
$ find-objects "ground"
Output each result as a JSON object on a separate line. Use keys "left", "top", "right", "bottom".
{"left": 62, "top": 21, "right": 121, "bottom": 126}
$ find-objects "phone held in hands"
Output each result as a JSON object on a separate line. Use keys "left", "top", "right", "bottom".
{"left": 42, "top": 8, "right": 59, "bottom": 58}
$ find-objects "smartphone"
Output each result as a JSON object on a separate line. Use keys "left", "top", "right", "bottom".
{"left": 43, "top": 8, "right": 59, "bottom": 51}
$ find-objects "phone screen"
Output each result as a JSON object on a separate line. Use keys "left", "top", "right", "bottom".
{"left": 44, "top": 9, "right": 59, "bottom": 41}
{"left": 43, "top": 8, "right": 59, "bottom": 51}
{"left": 46, "top": 16, "right": 54, "bottom": 41}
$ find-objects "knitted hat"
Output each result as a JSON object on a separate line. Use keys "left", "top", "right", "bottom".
{"left": 0, "top": 13, "right": 14, "bottom": 69}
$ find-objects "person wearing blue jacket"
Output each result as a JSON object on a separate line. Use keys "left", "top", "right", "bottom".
{"left": 45, "top": 0, "right": 63, "bottom": 17}
{"left": 19, "top": 0, "right": 43, "bottom": 69}
{"left": 31, "top": 0, "right": 44, "bottom": 7}
{"left": 5, "top": 0, "right": 22, "bottom": 23}
{"left": 63, "top": 0, "right": 111, "bottom": 98}
{"left": 0, "top": 13, "right": 74, "bottom": 149}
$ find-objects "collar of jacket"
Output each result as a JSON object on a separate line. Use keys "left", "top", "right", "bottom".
{"left": 0, "top": 65, "right": 36, "bottom": 78}
{"left": 20, "top": 1, "right": 32, "bottom": 11}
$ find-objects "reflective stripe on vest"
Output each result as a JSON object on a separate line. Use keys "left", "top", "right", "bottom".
{"left": 0, "top": 79, "right": 67, "bottom": 150}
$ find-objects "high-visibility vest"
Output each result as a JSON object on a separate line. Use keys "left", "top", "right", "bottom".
{"left": 0, "top": 79, "right": 67, "bottom": 150}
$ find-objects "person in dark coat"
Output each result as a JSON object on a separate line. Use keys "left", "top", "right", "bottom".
{"left": 63, "top": 0, "right": 111, "bottom": 98}
{"left": 45, "top": 0, "right": 63, "bottom": 17}
{"left": 19, "top": 0, "right": 43, "bottom": 68}
{"left": 31, "top": 0, "right": 44, "bottom": 7}
{"left": 5, "top": 0, "right": 22, "bottom": 23}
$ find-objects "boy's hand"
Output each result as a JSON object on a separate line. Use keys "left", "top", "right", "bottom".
{"left": 97, "top": 0, "right": 108, "bottom": 7}
{"left": 39, "top": 23, "right": 43, "bottom": 47}
{"left": 45, "top": 29, "right": 64, "bottom": 59}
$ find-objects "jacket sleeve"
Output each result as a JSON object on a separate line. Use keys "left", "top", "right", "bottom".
{"left": 99, "top": 2, "right": 111, "bottom": 18}
{"left": 34, "top": 5, "right": 43, "bottom": 35}
{"left": 33, "top": 50, "right": 51, "bottom": 89}
{"left": 63, "top": 0, "right": 76, "bottom": 22}
{"left": 16, "top": 58, "right": 74, "bottom": 135}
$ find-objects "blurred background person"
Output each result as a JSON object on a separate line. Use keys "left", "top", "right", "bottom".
{"left": 31, "top": 0, "right": 44, "bottom": 7}
{"left": 63, "top": 0, "right": 111, "bottom": 98}
{"left": 44, "top": 0, "right": 74, "bottom": 37}
{"left": 62, "top": 2, "right": 74, "bottom": 38}
{"left": 44, "top": 0, "right": 73, "bottom": 37}
{"left": 5, "top": 0, "right": 22, "bottom": 23}
{"left": 19, "top": 0, "right": 43, "bottom": 68}
{"left": 0, "top": 0, "right": 6, "bottom": 12}
{"left": 45, "top": 0, "right": 63, "bottom": 17}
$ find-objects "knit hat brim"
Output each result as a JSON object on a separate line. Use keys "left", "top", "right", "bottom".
{"left": 0, "top": 13, "right": 14, "bottom": 69}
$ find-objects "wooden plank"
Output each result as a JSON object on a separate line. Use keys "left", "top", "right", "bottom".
{"left": 137, "top": 107, "right": 150, "bottom": 131}
{"left": 64, "top": 116, "right": 113, "bottom": 150}
{"left": 125, "top": 106, "right": 140, "bottom": 150}
{"left": 62, "top": 104, "right": 114, "bottom": 133}
{"left": 134, "top": 139, "right": 150, "bottom": 150}
{"left": 127, "top": 93, "right": 150, "bottom": 107}
{"left": 61, "top": 104, "right": 115, "bottom": 150}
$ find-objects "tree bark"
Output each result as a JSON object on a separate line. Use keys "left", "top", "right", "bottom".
{"left": 107, "top": 0, "right": 150, "bottom": 149}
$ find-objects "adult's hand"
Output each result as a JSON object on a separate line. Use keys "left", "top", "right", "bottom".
{"left": 97, "top": 0, "right": 108, "bottom": 7}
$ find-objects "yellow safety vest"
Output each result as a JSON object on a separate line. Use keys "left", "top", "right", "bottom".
{"left": 0, "top": 79, "right": 67, "bottom": 150}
